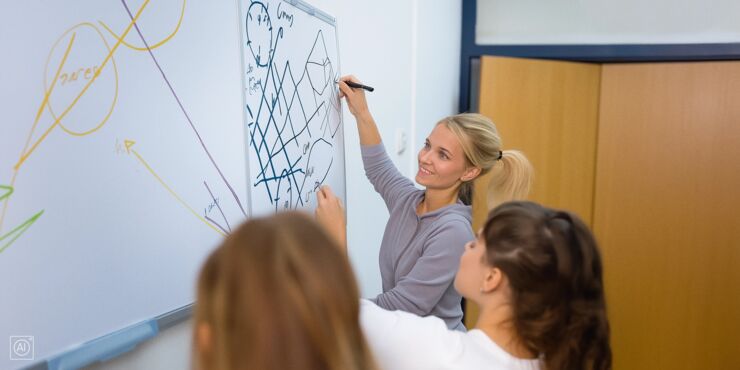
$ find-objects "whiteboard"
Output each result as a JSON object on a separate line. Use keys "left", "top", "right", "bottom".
{"left": 239, "top": 0, "right": 345, "bottom": 216}
{"left": 0, "top": 0, "right": 344, "bottom": 368}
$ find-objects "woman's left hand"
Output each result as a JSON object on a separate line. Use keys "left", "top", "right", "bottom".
{"left": 315, "top": 185, "right": 347, "bottom": 252}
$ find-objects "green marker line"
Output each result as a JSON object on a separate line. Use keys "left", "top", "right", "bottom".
{"left": 0, "top": 210, "right": 44, "bottom": 254}
{"left": 0, "top": 185, "right": 13, "bottom": 202}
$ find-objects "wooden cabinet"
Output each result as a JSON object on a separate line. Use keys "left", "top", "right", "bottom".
{"left": 470, "top": 56, "right": 740, "bottom": 370}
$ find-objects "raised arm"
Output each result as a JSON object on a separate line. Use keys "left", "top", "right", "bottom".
{"left": 361, "top": 144, "right": 416, "bottom": 209}
{"left": 338, "top": 75, "right": 382, "bottom": 146}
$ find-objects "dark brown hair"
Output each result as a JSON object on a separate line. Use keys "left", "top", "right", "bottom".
{"left": 483, "top": 201, "right": 611, "bottom": 370}
{"left": 194, "top": 212, "right": 376, "bottom": 370}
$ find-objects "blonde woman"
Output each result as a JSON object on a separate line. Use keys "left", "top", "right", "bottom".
{"left": 316, "top": 75, "right": 533, "bottom": 330}
{"left": 193, "top": 212, "right": 377, "bottom": 370}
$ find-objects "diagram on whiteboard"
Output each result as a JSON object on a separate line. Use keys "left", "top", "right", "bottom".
{"left": 0, "top": 1, "right": 249, "bottom": 368}
{"left": 0, "top": 1, "right": 248, "bottom": 255}
{"left": 239, "top": 0, "right": 345, "bottom": 215}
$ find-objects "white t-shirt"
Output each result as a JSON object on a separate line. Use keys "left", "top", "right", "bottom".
{"left": 360, "top": 299, "right": 542, "bottom": 370}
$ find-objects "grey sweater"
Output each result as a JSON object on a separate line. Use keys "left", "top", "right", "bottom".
{"left": 363, "top": 144, "right": 473, "bottom": 331}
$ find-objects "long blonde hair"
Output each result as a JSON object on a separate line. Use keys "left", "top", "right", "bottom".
{"left": 194, "top": 212, "right": 377, "bottom": 370}
{"left": 442, "top": 113, "right": 533, "bottom": 208}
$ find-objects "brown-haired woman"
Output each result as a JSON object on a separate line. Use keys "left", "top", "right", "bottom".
{"left": 193, "top": 212, "right": 377, "bottom": 370}
{"left": 359, "top": 201, "right": 611, "bottom": 370}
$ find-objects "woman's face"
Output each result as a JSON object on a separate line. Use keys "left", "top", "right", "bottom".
{"left": 453, "top": 231, "right": 488, "bottom": 299}
{"left": 415, "top": 123, "right": 471, "bottom": 190}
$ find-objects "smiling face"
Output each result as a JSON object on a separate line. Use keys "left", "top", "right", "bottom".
{"left": 416, "top": 123, "right": 477, "bottom": 190}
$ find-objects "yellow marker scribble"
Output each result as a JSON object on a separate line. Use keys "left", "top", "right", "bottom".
{"left": 3, "top": 0, "right": 216, "bottom": 247}
{"left": 43, "top": 22, "right": 120, "bottom": 137}
{"left": 127, "top": 142, "right": 225, "bottom": 237}
{"left": 14, "top": 0, "right": 152, "bottom": 171}
{"left": 0, "top": 33, "right": 75, "bottom": 233}
{"left": 98, "top": 0, "right": 186, "bottom": 52}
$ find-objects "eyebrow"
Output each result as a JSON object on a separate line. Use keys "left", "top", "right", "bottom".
{"left": 426, "top": 138, "right": 453, "bottom": 158}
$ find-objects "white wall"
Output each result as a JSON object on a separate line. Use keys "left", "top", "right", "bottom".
{"left": 477, "top": 0, "right": 740, "bottom": 44}
{"left": 87, "top": 1, "right": 462, "bottom": 369}
{"left": 414, "top": 0, "right": 462, "bottom": 166}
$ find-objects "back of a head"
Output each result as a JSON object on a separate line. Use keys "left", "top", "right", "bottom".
{"left": 482, "top": 201, "right": 612, "bottom": 370}
{"left": 195, "top": 212, "right": 376, "bottom": 370}
{"left": 442, "top": 113, "right": 533, "bottom": 207}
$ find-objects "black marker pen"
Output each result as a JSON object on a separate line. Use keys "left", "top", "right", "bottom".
{"left": 339, "top": 80, "right": 374, "bottom": 92}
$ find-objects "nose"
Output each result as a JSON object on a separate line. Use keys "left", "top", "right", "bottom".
{"left": 419, "top": 149, "right": 433, "bottom": 163}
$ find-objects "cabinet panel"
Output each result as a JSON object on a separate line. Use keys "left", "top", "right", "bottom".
{"left": 469, "top": 56, "right": 602, "bottom": 326}
{"left": 595, "top": 61, "right": 740, "bottom": 370}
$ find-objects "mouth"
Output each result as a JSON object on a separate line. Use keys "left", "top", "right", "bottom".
{"left": 418, "top": 166, "right": 433, "bottom": 176}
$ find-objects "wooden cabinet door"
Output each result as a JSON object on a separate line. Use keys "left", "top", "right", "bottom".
{"left": 468, "top": 56, "right": 601, "bottom": 326}
{"left": 596, "top": 61, "right": 740, "bottom": 370}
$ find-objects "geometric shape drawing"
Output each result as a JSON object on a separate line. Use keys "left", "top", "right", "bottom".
{"left": 238, "top": 0, "right": 345, "bottom": 216}
{"left": 0, "top": 1, "right": 249, "bottom": 368}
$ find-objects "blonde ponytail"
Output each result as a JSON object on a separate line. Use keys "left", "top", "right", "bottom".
{"left": 486, "top": 150, "right": 533, "bottom": 210}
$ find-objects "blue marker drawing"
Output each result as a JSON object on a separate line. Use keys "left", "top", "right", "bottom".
{"left": 241, "top": 0, "right": 343, "bottom": 213}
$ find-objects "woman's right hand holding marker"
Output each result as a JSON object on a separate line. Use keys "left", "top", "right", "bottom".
{"left": 338, "top": 75, "right": 371, "bottom": 119}
{"left": 338, "top": 74, "right": 381, "bottom": 146}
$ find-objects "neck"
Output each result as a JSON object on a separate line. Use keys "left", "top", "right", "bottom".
{"left": 474, "top": 301, "right": 537, "bottom": 360}
{"left": 418, "top": 186, "right": 460, "bottom": 214}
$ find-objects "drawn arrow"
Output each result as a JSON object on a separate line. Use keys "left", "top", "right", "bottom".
{"left": 124, "top": 140, "right": 225, "bottom": 237}
{"left": 124, "top": 139, "right": 135, "bottom": 154}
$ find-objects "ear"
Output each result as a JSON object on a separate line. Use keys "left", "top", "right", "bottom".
{"left": 195, "top": 322, "right": 213, "bottom": 356}
{"left": 461, "top": 166, "right": 482, "bottom": 182}
{"left": 480, "top": 267, "right": 504, "bottom": 294}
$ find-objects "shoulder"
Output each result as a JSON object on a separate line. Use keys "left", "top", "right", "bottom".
{"left": 360, "top": 300, "right": 463, "bottom": 368}
{"left": 390, "top": 188, "right": 424, "bottom": 210}
{"left": 462, "top": 330, "right": 545, "bottom": 370}
{"left": 432, "top": 204, "right": 472, "bottom": 226}
{"left": 426, "top": 210, "right": 473, "bottom": 241}
{"left": 360, "top": 299, "right": 449, "bottom": 332}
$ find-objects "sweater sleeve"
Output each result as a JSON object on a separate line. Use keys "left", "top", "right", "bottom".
{"left": 359, "top": 300, "right": 459, "bottom": 370}
{"left": 361, "top": 143, "right": 417, "bottom": 210}
{"left": 370, "top": 218, "right": 472, "bottom": 315}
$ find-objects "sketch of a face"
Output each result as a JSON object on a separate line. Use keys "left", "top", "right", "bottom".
{"left": 245, "top": 1, "right": 273, "bottom": 67}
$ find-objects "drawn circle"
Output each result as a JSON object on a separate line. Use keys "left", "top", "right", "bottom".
{"left": 245, "top": 1, "right": 273, "bottom": 67}
{"left": 99, "top": 0, "right": 186, "bottom": 53}
{"left": 43, "top": 22, "right": 119, "bottom": 137}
